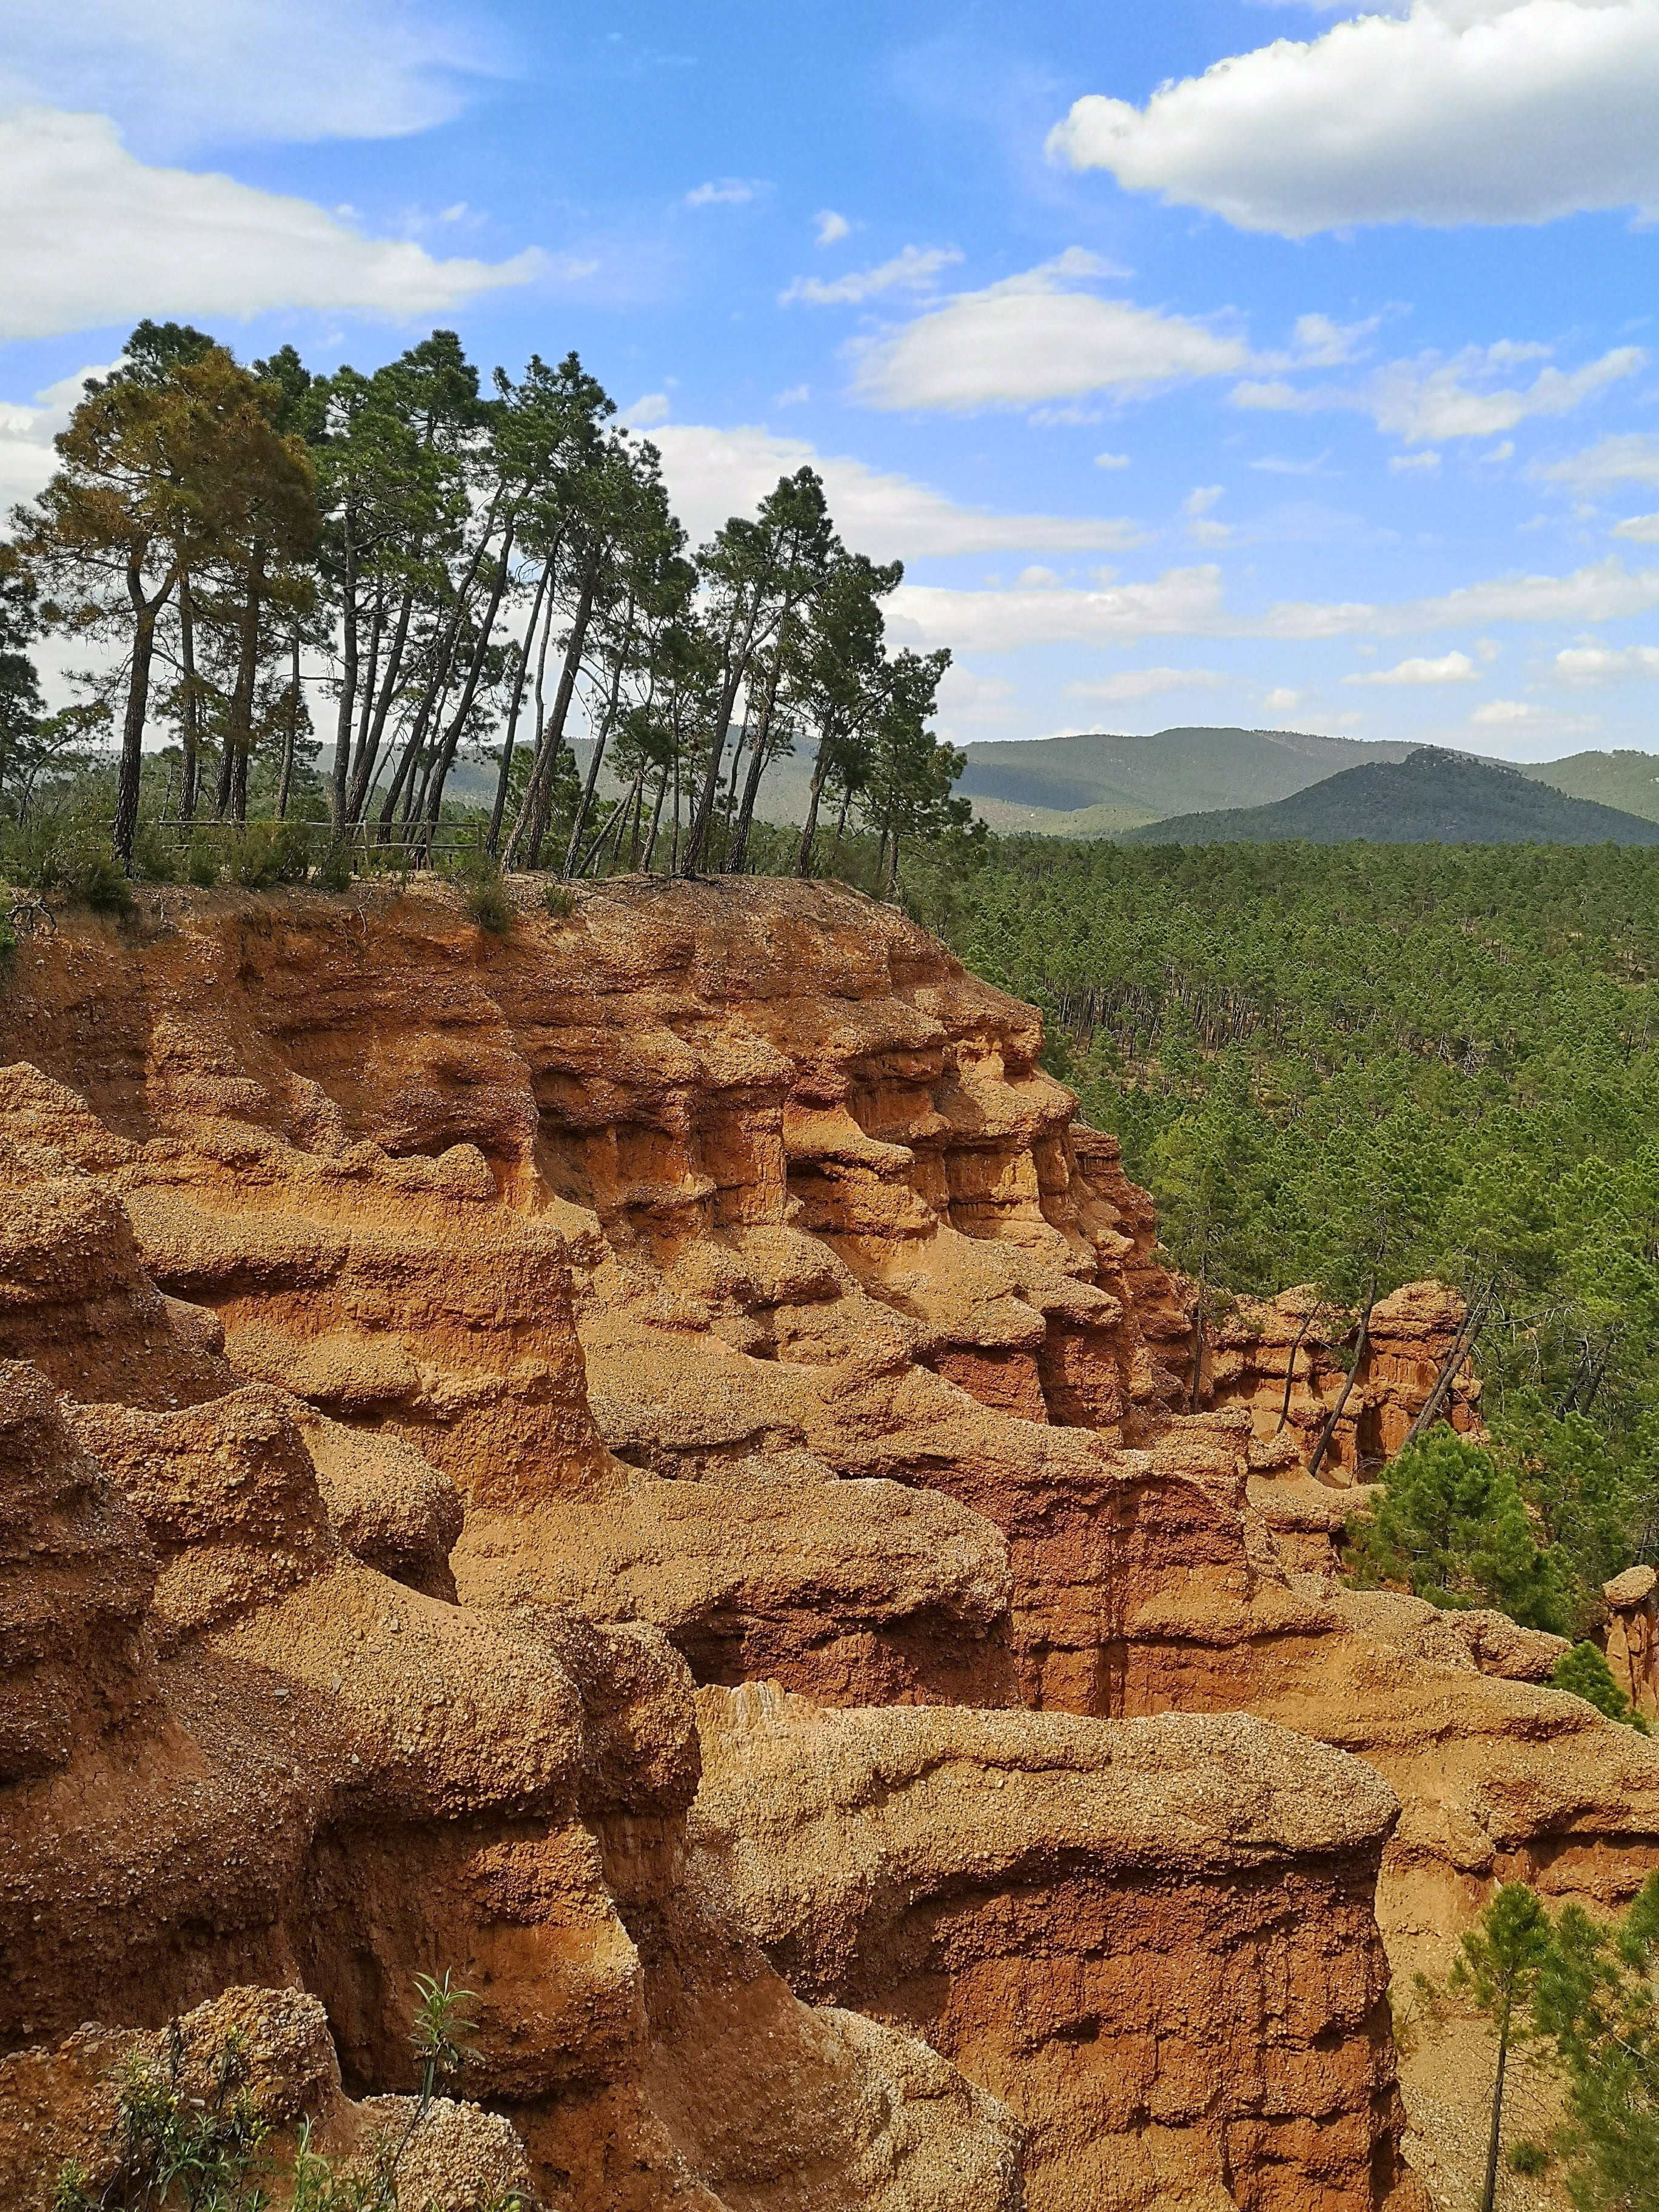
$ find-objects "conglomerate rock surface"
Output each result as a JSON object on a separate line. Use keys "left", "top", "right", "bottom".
{"left": 2, "top": 873, "right": 1657, "bottom": 2210}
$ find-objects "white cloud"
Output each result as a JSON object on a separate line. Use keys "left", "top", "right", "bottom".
{"left": 1234, "top": 341, "right": 1643, "bottom": 443}
{"left": 1284, "top": 311, "right": 1380, "bottom": 367}
{"left": 625, "top": 390, "right": 672, "bottom": 427}
{"left": 0, "top": 0, "right": 500, "bottom": 155}
{"left": 686, "top": 178, "right": 765, "bottom": 207}
{"left": 883, "top": 554, "right": 1659, "bottom": 655}
{"left": 1345, "top": 649, "right": 1480, "bottom": 685}
{"left": 0, "top": 362, "right": 115, "bottom": 505}
{"left": 1095, "top": 451, "right": 1131, "bottom": 470}
{"left": 1472, "top": 699, "right": 1536, "bottom": 725}
{"left": 1047, "top": 1, "right": 1659, "bottom": 236}
{"left": 1613, "top": 514, "right": 1659, "bottom": 542}
{"left": 814, "top": 209, "right": 851, "bottom": 246}
{"left": 1263, "top": 555, "right": 1659, "bottom": 637}
{"left": 775, "top": 384, "right": 811, "bottom": 407}
{"left": 1535, "top": 433, "right": 1659, "bottom": 489}
{"left": 0, "top": 108, "right": 556, "bottom": 341}
{"left": 1066, "top": 667, "right": 1225, "bottom": 701}
{"left": 1250, "top": 450, "right": 1332, "bottom": 476}
{"left": 780, "top": 245, "right": 963, "bottom": 307}
{"left": 938, "top": 668, "right": 1017, "bottom": 725}
{"left": 890, "top": 567, "right": 1230, "bottom": 652}
{"left": 1554, "top": 643, "right": 1659, "bottom": 679}
{"left": 1262, "top": 688, "right": 1302, "bottom": 712}
{"left": 638, "top": 422, "right": 1150, "bottom": 561}
{"left": 1184, "top": 483, "right": 1232, "bottom": 545}
{"left": 1391, "top": 451, "right": 1443, "bottom": 475}
{"left": 848, "top": 249, "right": 1251, "bottom": 413}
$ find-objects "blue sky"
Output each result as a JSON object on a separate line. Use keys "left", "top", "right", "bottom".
{"left": 4, "top": 0, "right": 1658, "bottom": 761}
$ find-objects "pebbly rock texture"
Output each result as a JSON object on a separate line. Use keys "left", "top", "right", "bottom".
{"left": 1, "top": 872, "right": 1656, "bottom": 2209}
{"left": 694, "top": 1684, "right": 1415, "bottom": 2212}
{"left": 1603, "top": 1565, "right": 1659, "bottom": 1723}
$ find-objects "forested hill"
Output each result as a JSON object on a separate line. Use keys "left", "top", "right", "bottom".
{"left": 899, "top": 834, "right": 1659, "bottom": 1637}
{"left": 953, "top": 726, "right": 1419, "bottom": 835}
{"left": 1121, "top": 746, "right": 1659, "bottom": 846}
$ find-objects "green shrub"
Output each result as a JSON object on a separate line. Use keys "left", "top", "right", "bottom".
{"left": 541, "top": 882, "right": 575, "bottom": 920}
{"left": 185, "top": 834, "right": 221, "bottom": 888}
{"left": 132, "top": 824, "right": 179, "bottom": 883}
{"left": 1550, "top": 1639, "right": 1651, "bottom": 1732}
{"left": 465, "top": 874, "right": 515, "bottom": 934}
{"left": 226, "top": 822, "right": 313, "bottom": 890}
{"left": 316, "top": 840, "right": 354, "bottom": 893}
{"left": 1345, "top": 1428, "right": 1572, "bottom": 1634}
{"left": 1509, "top": 2139, "right": 1552, "bottom": 2175}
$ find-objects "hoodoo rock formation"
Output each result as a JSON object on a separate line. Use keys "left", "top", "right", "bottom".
{"left": 3, "top": 873, "right": 1658, "bottom": 2209}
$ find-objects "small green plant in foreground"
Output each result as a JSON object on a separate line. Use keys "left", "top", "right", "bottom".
{"left": 53, "top": 1974, "right": 517, "bottom": 2212}
{"left": 540, "top": 882, "right": 574, "bottom": 920}
{"left": 463, "top": 874, "right": 514, "bottom": 934}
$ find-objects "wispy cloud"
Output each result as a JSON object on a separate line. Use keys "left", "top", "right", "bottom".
{"left": 685, "top": 176, "right": 766, "bottom": 207}
{"left": 780, "top": 244, "right": 962, "bottom": 307}
{"left": 814, "top": 208, "right": 851, "bottom": 246}
{"left": 1234, "top": 341, "right": 1643, "bottom": 444}
{"left": 1066, "top": 667, "right": 1225, "bottom": 702}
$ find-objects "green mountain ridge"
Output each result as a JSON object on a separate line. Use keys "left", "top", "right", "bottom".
{"left": 1119, "top": 746, "right": 1659, "bottom": 846}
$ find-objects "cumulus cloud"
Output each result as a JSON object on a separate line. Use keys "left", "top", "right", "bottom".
{"left": 1344, "top": 650, "right": 1480, "bottom": 684}
{"left": 0, "top": 0, "right": 500, "bottom": 155}
{"left": 1535, "top": 432, "right": 1659, "bottom": 489}
{"left": 685, "top": 178, "right": 765, "bottom": 207}
{"left": 1554, "top": 643, "right": 1659, "bottom": 679}
{"left": 0, "top": 108, "right": 558, "bottom": 341}
{"left": 1234, "top": 340, "right": 1642, "bottom": 443}
{"left": 780, "top": 245, "right": 962, "bottom": 307}
{"left": 1613, "top": 514, "right": 1659, "bottom": 542}
{"left": 1262, "top": 688, "right": 1303, "bottom": 712}
{"left": 1472, "top": 699, "right": 1536, "bottom": 724}
{"left": 1047, "top": 1, "right": 1659, "bottom": 236}
{"left": 634, "top": 421, "right": 1150, "bottom": 560}
{"left": 1095, "top": 451, "right": 1131, "bottom": 470}
{"left": 1066, "top": 668, "right": 1226, "bottom": 701}
{"left": 814, "top": 209, "right": 851, "bottom": 246}
{"left": 848, "top": 250, "right": 1250, "bottom": 413}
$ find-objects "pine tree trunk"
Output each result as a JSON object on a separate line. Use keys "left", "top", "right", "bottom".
{"left": 113, "top": 561, "right": 166, "bottom": 868}
{"left": 488, "top": 557, "right": 552, "bottom": 857}
{"left": 1307, "top": 1293, "right": 1375, "bottom": 1481}
{"left": 275, "top": 625, "right": 301, "bottom": 820}
{"left": 330, "top": 516, "right": 357, "bottom": 831}
{"left": 178, "top": 572, "right": 201, "bottom": 826}
{"left": 504, "top": 561, "right": 598, "bottom": 871}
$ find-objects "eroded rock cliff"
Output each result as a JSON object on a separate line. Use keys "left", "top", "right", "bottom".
{"left": 2, "top": 873, "right": 1656, "bottom": 2210}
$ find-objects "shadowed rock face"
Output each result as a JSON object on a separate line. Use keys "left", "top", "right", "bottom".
{"left": 1, "top": 873, "right": 1656, "bottom": 2210}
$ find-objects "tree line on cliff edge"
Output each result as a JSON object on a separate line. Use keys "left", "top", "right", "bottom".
{"left": 891, "top": 833, "right": 1659, "bottom": 1646}
{"left": 0, "top": 320, "right": 970, "bottom": 885}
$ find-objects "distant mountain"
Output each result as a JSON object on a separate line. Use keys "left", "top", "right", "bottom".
{"left": 1523, "top": 749, "right": 1659, "bottom": 825}
{"left": 1120, "top": 746, "right": 1659, "bottom": 846}
{"left": 953, "top": 726, "right": 1423, "bottom": 835}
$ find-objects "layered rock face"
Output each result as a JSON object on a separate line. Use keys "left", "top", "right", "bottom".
{"left": 2, "top": 874, "right": 1657, "bottom": 2210}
